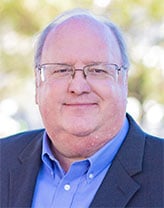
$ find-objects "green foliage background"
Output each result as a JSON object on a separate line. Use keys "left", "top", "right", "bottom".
{"left": 0, "top": 0, "right": 164, "bottom": 136}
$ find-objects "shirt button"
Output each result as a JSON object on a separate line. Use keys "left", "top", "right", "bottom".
{"left": 64, "top": 184, "right": 71, "bottom": 191}
{"left": 89, "top": 173, "right": 94, "bottom": 179}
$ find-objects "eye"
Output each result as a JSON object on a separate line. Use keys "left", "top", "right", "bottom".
{"left": 95, "top": 69, "right": 107, "bottom": 73}
{"left": 55, "top": 68, "right": 69, "bottom": 73}
{"left": 51, "top": 66, "right": 73, "bottom": 78}
{"left": 89, "top": 67, "right": 107, "bottom": 74}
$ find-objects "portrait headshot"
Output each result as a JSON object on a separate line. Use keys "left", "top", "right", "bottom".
{"left": 0, "top": 5, "right": 163, "bottom": 208}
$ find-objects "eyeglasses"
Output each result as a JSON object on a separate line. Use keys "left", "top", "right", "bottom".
{"left": 36, "top": 62, "right": 126, "bottom": 82}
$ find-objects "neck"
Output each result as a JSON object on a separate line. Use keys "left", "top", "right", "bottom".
{"left": 50, "top": 133, "right": 114, "bottom": 172}
{"left": 53, "top": 149, "right": 85, "bottom": 172}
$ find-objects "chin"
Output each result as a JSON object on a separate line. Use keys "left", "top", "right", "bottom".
{"left": 66, "top": 125, "right": 95, "bottom": 137}
{"left": 72, "top": 131, "right": 92, "bottom": 137}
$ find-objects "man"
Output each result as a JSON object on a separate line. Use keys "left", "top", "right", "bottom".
{"left": 0, "top": 9, "right": 163, "bottom": 208}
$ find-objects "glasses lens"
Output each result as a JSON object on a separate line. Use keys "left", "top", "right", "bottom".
{"left": 41, "top": 64, "right": 73, "bottom": 80}
{"left": 39, "top": 63, "right": 120, "bottom": 82}
{"left": 86, "top": 64, "right": 117, "bottom": 79}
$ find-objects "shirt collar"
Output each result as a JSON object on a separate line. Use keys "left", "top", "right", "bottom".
{"left": 42, "top": 117, "right": 129, "bottom": 180}
{"left": 87, "top": 117, "right": 129, "bottom": 180}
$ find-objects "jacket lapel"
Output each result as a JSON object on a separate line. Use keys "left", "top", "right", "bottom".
{"left": 8, "top": 115, "right": 145, "bottom": 207}
{"left": 9, "top": 132, "right": 43, "bottom": 207}
{"left": 90, "top": 114, "right": 145, "bottom": 207}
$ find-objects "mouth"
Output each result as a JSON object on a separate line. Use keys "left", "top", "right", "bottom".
{"left": 63, "top": 101, "right": 99, "bottom": 109}
{"left": 63, "top": 103, "right": 98, "bottom": 107}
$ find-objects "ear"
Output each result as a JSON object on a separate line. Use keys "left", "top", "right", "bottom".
{"left": 35, "top": 88, "right": 39, "bottom": 105}
{"left": 122, "top": 69, "right": 128, "bottom": 85}
{"left": 35, "top": 69, "right": 41, "bottom": 87}
{"left": 35, "top": 70, "right": 41, "bottom": 104}
{"left": 124, "top": 71, "right": 128, "bottom": 96}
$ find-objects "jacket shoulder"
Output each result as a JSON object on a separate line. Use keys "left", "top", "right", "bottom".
{"left": 0, "top": 129, "right": 44, "bottom": 161}
{"left": 0, "top": 129, "right": 44, "bottom": 208}
{"left": 0, "top": 129, "right": 44, "bottom": 144}
{"left": 144, "top": 133, "right": 164, "bottom": 164}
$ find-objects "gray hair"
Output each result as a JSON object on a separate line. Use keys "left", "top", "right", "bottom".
{"left": 34, "top": 8, "right": 129, "bottom": 69}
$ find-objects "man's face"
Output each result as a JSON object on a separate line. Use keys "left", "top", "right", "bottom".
{"left": 35, "top": 17, "right": 128, "bottom": 158}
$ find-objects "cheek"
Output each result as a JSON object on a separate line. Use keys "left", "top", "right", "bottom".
{"left": 36, "top": 79, "right": 67, "bottom": 103}
{"left": 105, "top": 86, "right": 127, "bottom": 125}
{"left": 36, "top": 83, "right": 61, "bottom": 114}
{"left": 99, "top": 81, "right": 127, "bottom": 110}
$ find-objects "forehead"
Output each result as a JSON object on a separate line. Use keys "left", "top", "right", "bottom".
{"left": 41, "top": 15, "right": 122, "bottom": 63}
{"left": 54, "top": 16, "right": 108, "bottom": 37}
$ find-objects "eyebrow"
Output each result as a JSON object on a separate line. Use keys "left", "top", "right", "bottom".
{"left": 41, "top": 61, "right": 106, "bottom": 66}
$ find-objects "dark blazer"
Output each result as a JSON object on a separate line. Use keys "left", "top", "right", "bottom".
{"left": 0, "top": 114, "right": 164, "bottom": 208}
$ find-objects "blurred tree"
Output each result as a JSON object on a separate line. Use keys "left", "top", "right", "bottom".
{"left": 0, "top": 0, "right": 164, "bottom": 135}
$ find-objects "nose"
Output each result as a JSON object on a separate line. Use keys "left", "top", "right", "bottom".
{"left": 67, "top": 71, "right": 91, "bottom": 95}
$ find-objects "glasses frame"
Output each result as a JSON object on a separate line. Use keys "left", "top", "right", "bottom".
{"left": 36, "top": 62, "right": 127, "bottom": 82}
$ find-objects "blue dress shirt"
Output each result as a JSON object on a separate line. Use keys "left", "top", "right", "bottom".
{"left": 32, "top": 118, "right": 129, "bottom": 208}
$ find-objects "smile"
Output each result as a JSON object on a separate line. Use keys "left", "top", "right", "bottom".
{"left": 64, "top": 103, "right": 98, "bottom": 107}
